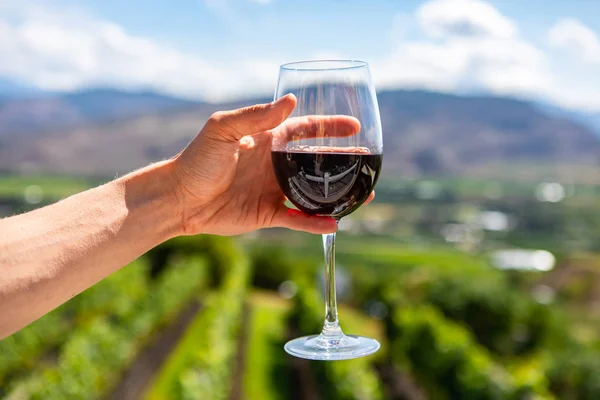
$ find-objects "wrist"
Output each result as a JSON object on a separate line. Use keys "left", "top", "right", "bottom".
{"left": 121, "top": 159, "right": 186, "bottom": 241}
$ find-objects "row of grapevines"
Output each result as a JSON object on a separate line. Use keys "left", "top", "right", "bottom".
{"left": 0, "top": 258, "right": 149, "bottom": 390}
{"left": 291, "top": 275, "right": 384, "bottom": 400}
{"left": 146, "top": 244, "right": 250, "bottom": 400}
{"left": 3, "top": 255, "right": 208, "bottom": 400}
{"left": 387, "top": 305, "right": 555, "bottom": 399}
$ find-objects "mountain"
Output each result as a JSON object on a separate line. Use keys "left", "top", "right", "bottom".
{"left": 0, "top": 88, "right": 200, "bottom": 136}
{"left": 0, "top": 89, "right": 599, "bottom": 181}
{"left": 0, "top": 79, "right": 48, "bottom": 99}
{"left": 377, "top": 91, "right": 600, "bottom": 180}
{"left": 585, "top": 114, "right": 600, "bottom": 135}
{"left": 585, "top": 114, "right": 600, "bottom": 136}
{"left": 535, "top": 101, "right": 600, "bottom": 138}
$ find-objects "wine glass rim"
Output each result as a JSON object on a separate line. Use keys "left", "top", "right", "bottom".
{"left": 280, "top": 60, "right": 368, "bottom": 71}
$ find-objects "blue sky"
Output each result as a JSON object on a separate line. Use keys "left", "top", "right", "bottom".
{"left": 1, "top": 0, "right": 599, "bottom": 111}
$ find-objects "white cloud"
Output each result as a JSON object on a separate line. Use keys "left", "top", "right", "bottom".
{"left": 548, "top": 18, "right": 600, "bottom": 64}
{"left": 373, "top": 0, "right": 600, "bottom": 112}
{"left": 417, "top": 0, "right": 517, "bottom": 39}
{"left": 374, "top": 0, "right": 547, "bottom": 98}
{"left": 374, "top": 37, "right": 550, "bottom": 97}
{"left": 1, "top": 0, "right": 600, "bottom": 113}
{"left": 0, "top": 6, "right": 275, "bottom": 101}
{"left": 205, "top": 0, "right": 272, "bottom": 6}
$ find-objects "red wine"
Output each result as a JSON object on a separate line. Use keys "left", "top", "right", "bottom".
{"left": 271, "top": 147, "right": 382, "bottom": 219}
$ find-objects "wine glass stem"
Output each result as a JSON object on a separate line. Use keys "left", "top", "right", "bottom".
{"left": 321, "top": 229, "right": 344, "bottom": 339}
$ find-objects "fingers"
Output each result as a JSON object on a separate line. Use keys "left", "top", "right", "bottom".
{"left": 271, "top": 207, "right": 338, "bottom": 234}
{"left": 202, "top": 93, "right": 361, "bottom": 146}
{"left": 270, "top": 190, "right": 374, "bottom": 234}
{"left": 269, "top": 191, "right": 374, "bottom": 234}
{"left": 364, "top": 191, "right": 375, "bottom": 205}
{"left": 204, "top": 94, "right": 297, "bottom": 142}
{"left": 274, "top": 115, "right": 361, "bottom": 144}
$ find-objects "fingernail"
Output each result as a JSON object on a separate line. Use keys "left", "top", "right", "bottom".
{"left": 272, "top": 93, "right": 293, "bottom": 106}
{"left": 316, "top": 216, "right": 337, "bottom": 225}
{"left": 287, "top": 209, "right": 336, "bottom": 226}
{"left": 287, "top": 208, "right": 303, "bottom": 217}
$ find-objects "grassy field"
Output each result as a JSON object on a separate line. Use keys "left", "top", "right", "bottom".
{"left": 3, "top": 172, "right": 600, "bottom": 202}
{"left": 378, "top": 175, "right": 600, "bottom": 199}
{"left": 0, "top": 175, "right": 94, "bottom": 199}
{"left": 256, "top": 231, "right": 495, "bottom": 279}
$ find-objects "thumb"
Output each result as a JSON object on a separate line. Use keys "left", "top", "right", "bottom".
{"left": 271, "top": 207, "right": 338, "bottom": 234}
{"left": 204, "top": 94, "right": 297, "bottom": 142}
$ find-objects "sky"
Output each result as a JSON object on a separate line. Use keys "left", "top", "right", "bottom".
{"left": 0, "top": 0, "right": 599, "bottom": 112}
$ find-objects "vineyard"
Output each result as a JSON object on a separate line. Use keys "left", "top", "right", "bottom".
{"left": 2, "top": 231, "right": 600, "bottom": 400}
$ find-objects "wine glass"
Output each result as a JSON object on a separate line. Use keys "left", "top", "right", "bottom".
{"left": 271, "top": 60, "right": 383, "bottom": 360}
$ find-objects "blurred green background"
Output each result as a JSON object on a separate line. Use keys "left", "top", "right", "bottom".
{"left": 3, "top": 174, "right": 600, "bottom": 399}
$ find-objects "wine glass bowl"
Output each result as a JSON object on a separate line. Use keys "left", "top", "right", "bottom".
{"left": 271, "top": 60, "right": 383, "bottom": 361}
{"left": 273, "top": 60, "right": 383, "bottom": 156}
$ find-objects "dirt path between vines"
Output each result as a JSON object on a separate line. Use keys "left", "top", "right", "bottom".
{"left": 229, "top": 302, "right": 250, "bottom": 400}
{"left": 287, "top": 326, "right": 321, "bottom": 400}
{"left": 107, "top": 300, "right": 202, "bottom": 400}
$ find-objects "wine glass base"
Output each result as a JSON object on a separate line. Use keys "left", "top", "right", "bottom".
{"left": 284, "top": 334, "right": 380, "bottom": 360}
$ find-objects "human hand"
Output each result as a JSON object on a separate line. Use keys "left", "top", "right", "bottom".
{"left": 172, "top": 94, "right": 373, "bottom": 236}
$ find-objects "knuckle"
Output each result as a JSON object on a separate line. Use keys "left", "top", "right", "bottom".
{"left": 208, "top": 111, "right": 227, "bottom": 125}
{"left": 246, "top": 104, "right": 265, "bottom": 114}
{"left": 206, "top": 111, "right": 233, "bottom": 140}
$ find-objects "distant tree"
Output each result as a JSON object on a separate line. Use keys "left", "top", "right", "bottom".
{"left": 412, "top": 149, "right": 446, "bottom": 176}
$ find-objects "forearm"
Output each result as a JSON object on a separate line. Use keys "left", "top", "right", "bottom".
{"left": 0, "top": 160, "right": 182, "bottom": 339}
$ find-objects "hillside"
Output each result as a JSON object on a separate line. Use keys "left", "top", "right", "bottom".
{"left": 0, "top": 89, "right": 598, "bottom": 181}
{"left": 377, "top": 90, "right": 600, "bottom": 180}
{"left": 0, "top": 88, "right": 199, "bottom": 136}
